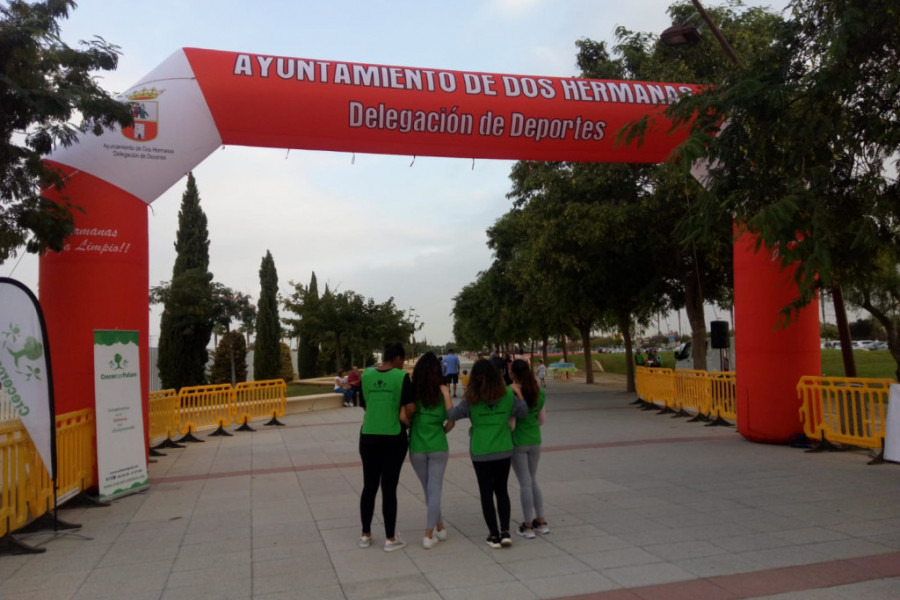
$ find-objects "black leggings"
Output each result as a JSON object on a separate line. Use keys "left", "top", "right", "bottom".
{"left": 359, "top": 431, "right": 408, "bottom": 538}
{"left": 472, "top": 457, "right": 512, "bottom": 537}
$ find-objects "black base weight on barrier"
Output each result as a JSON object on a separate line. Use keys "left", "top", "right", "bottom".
{"left": 153, "top": 437, "right": 186, "bottom": 450}
{"left": 688, "top": 413, "right": 711, "bottom": 423}
{"left": 656, "top": 406, "right": 676, "bottom": 416}
{"left": 705, "top": 416, "right": 734, "bottom": 427}
{"left": 671, "top": 409, "right": 691, "bottom": 418}
{"left": 630, "top": 397, "right": 644, "bottom": 405}
{"left": 805, "top": 432, "right": 845, "bottom": 453}
{"left": 235, "top": 418, "right": 256, "bottom": 432}
{"left": 176, "top": 428, "right": 204, "bottom": 443}
{"left": 264, "top": 413, "right": 285, "bottom": 426}
{"left": 16, "top": 513, "right": 82, "bottom": 534}
{"left": 0, "top": 533, "right": 46, "bottom": 555}
{"left": 209, "top": 425, "right": 233, "bottom": 437}
{"left": 149, "top": 447, "right": 166, "bottom": 457}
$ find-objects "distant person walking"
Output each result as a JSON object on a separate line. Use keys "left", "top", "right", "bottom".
{"left": 409, "top": 352, "right": 454, "bottom": 549}
{"left": 536, "top": 359, "right": 546, "bottom": 388}
{"left": 442, "top": 349, "right": 461, "bottom": 397}
{"left": 446, "top": 358, "right": 527, "bottom": 549}
{"left": 509, "top": 359, "right": 549, "bottom": 538}
{"left": 358, "top": 343, "right": 415, "bottom": 552}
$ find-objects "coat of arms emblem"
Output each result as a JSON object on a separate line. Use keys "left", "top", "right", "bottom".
{"left": 122, "top": 87, "right": 164, "bottom": 142}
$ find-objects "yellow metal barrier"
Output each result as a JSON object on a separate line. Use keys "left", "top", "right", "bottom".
{"left": 1, "top": 408, "right": 96, "bottom": 541}
{"left": 635, "top": 366, "right": 649, "bottom": 401}
{"left": 0, "top": 421, "right": 31, "bottom": 537}
{"left": 149, "top": 389, "right": 179, "bottom": 445}
{"left": 673, "top": 369, "right": 711, "bottom": 416}
{"left": 798, "top": 376, "right": 893, "bottom": 450}
{"left": 709, "top": 371, "right": 737, "bottom": 423}
{"left": 177, "top": 383, "right": 234, "bottom": 435}
{"left": 233, "top": 379, "right": 286, "bottom": 425}
{"left": 644, "top": 368, "right": 675, "bottom": 409}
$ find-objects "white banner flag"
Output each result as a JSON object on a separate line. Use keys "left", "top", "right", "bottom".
{"left": 0, "top": 278, "right": 55, "bottom": 479}
{"left": 94, "top": 330, "right": 149, "bottom": 500}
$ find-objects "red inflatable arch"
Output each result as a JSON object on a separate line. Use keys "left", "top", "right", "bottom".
{"left": 41, "top": 48, "right": 818, "bottom": 451}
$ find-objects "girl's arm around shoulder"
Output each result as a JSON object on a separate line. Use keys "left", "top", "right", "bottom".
{"left": 441, "top": 385, "right": 455, "bottom": 433}
{"left": 446, "top": 399, "right": 470, "bottom": 422}
{"left": 537, "top": 406, "right": 546, "bottom": 426}
{"left": 512, "top": 397, "right": 528, "bottom": 419}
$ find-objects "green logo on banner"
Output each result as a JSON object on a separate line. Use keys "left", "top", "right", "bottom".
{"left": 3, "top": 321, "right": 43, "bottom": 381}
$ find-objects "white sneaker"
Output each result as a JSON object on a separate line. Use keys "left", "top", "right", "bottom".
{"left": 422, "top": 535, "right": 439, "bottom": 549}
{"left": 384, "top": 537, "right": 406, "bottom": 552}
{"left": 359, "top": 535, "right": 372, "bottom": 548}
{"left": 533, "top": 519, "right": 550, "bottom": 534}
{"left": 434, "top": 528, "right": 448, "bottom": 541}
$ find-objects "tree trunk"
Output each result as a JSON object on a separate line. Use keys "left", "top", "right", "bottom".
{"left": 619, "top": 311, "right": 636, "bottom": 392}
{"left": 832, "top": 286, "right": 856, "bottom": 377}
{"left": 578, "top": 322, "right": 594, "bottom": 384}
{"left": 857, "top": 294, "right": 899, "bottom": 381}
{"left": 561, "top": 335, "right": 569, "bottom": 362}
{"left": 541, "top": 335, "right": 549, "bottom": 366}
{"left": 683, "top": 266, "right": 708, "bottom": 372}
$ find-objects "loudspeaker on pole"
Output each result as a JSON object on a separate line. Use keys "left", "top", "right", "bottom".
{"left": 711, "top": 320, "right": 730, "bottom": 349}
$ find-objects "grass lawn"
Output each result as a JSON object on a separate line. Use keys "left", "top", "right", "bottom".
{"left": 285, "top": 381, "right": 334, "bottom": 396}
{"left": 534, "top": 349, "right": 897, "bottom": 380}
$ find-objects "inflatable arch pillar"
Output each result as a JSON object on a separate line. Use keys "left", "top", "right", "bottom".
{"left": 41, "top": 48, "right": 818, "bottom": 463}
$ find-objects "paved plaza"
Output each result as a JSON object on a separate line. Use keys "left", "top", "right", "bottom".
{"left": 2, "top": 374, "right": 899, "bottom": 599}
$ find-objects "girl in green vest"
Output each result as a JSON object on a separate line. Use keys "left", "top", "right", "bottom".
{"left": 446, "top": 358, "right": 527, "bottom": 548}
{"left": 510, "top": 359, "right": 549, "bottom": 538}
{"left": 358, "top": 342, "right": 416, "bottom": 552}
{"left": 409, "top": 352, "right": 455, "bottom": 549}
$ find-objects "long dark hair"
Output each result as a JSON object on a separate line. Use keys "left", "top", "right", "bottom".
{"left": 412, "top": 352, "right": 443, "bottom": 408}
{"left": 511, "top": 359, "right": 539, "bottom": 407}
{"left": 464, "top": 358, "right": 507, "bottom": 405}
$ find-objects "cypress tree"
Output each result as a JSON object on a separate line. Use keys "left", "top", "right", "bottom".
{"left": 297, "top": 271, "right": 320, "bottom": 378}
{"left": 209, "top": 331, "right": 247, "bottom": 385}
{"left": 157, "top": 173, "right": 214, "bottom": 390}
{"left": 253, "top": 250, "right": 281, "bottom": 380}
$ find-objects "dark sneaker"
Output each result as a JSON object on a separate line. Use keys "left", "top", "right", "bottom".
{"left": 500, "top": 531, "right": 512, "bottom": 547}
{"left": 516, "top": 523, "right": 536, "bottom": 539}
{"left": 485, "top": 535, "right": 502, "bottom": 549}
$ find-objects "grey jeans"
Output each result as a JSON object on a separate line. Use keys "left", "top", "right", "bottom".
{"left": 409, "top": 451, "right": 449, "bottom": 530}
{"left": 511, "top": 444, "right": 543, "bottom": 524}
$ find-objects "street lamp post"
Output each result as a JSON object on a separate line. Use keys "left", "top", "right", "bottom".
{"left": 660, "top": 0, "right": 743, "bottom": 68}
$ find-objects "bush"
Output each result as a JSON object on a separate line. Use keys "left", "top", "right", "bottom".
{"left": 209, "top": 331, "right": 248, "bottom": 385}
{"left": 280, "top": 342, "right": 295, "bottom": 382}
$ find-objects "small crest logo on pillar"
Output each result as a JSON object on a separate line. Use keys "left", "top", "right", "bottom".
{"left": 122, "top": 87, "right": 165, "bottom": 142}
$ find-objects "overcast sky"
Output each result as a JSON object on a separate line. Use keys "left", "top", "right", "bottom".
{"left": 2, "top": 0, "right": 790, "bottom": 346}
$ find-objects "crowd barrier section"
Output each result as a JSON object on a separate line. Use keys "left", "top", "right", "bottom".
{"left": 635, "top": 366, "right": 650, "bottom": 404}
{"left": 0, "top": 389, "right": 18, "bottom": 424}
{"left": 148, "top": 389, "right": 180, "bottom": 447}
{"left": 0, "top": 408, "right": 96, "bottom": 553}
{"left": 643, "top": 368, "right": 675, "bottom": 411}
{"left": 177, "top": 383, "right": 235, "bottom": 440}
{"left": 672, "top": 369, "right": 711, "bottom": 418}
{"left": 797, "top": 376, "right": 893, "bottom": 461}
{"left": 709, "top": 371, "right": 737, "bottom": 425}
{"left": 233, "top": 379, "right": 287, "bottom": 428}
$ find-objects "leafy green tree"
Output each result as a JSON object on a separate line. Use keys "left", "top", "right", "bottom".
{"left": 157, "top": 173, "right": 213, "bottom": 390}
{"left": 0, "top": 0, "right": 132, "bottom": 260}
{"left": 209, "top": 331, "right": 247, "bottom": 385}
{"left": 668, "top": 0, "right": 900, "bottom": 376}
{"left": 253, "top": 250, "right": 281, "bottom": 380}
{"left": 287, "top": 272, "right": 320, "bottom": 378}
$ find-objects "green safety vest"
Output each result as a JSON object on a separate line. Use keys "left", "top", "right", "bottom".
{"left": 513, "top": 388, "right": 545, "bottom": 447}
{"left": 410, "top": 397, "right": 448, "bottom": 453}
{"left": 361, "top": 368, "right": 406, "bottom": 435}
{"left": 469, "top": 387, "right": 515, "bottom": 456}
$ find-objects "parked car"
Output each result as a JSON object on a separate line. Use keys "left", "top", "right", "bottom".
{"left": 869, "top": 341, "right": 889, "bottom": 351}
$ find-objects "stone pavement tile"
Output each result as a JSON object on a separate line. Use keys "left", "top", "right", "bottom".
{"left": 183, "top": 523, "right": 252, "bottom": 546}
{"left": 626, "top": 526, "right": 699, "bottom": 546}
{"left": 579, "top": 546, "right": 664, "bottom": 571}
{"left": 0, "top": 565, "right": 90, "bottom": 597}
{"left": 161, "top": 577, "right": 252, "bottom": 600}
{"left": 253, "top": 586, "right": 346, "bottom": 600}
{"left": 76, "top": 557, "right": 173, "bottom": 597}
{"left": 505, "top": 553, "right": 594, "bottom": 580}
{"left": 437, "top": 579, "right": 541, "bottom": 600}
{"left": 525, "top": 570, "right": 621, "bottom": 599}
{"left": 642, "top": 539, "right": 724, "bottom": 561}
{"left": 340, "top": 573, "right": 437, "bottom": 600}
{"left": 165, "top": 560, "right": 251, "bottom": 588}
{"left": 172, "top": 548, "right": 250, "bottom": 572}
{"left": 738, "top": 546, "right": 829, "bottom": 570}
{"left": 601, "top": 562, "right": 695, "bottom": 589}
{"left": 72, "top": 589, "right": 165, "bottom": 600}
{"left": 711, "top": 531, "right": 796, "bottom": 553}
{"left": 632, "top": 578, "right": 740, "bottom": 600}
{"left": 248, "top": 567, "right": 340, "bottom": 596}
{"left": 423, "top": 562, "right": 516, "bottom": 590}
{"left": 547, "top": 527, "right": 632, "bottom": 555}
{"left": 710, "top": 566, "right": 813, "bottom": 598}
{"left": 672, "top": 552, "right": 764, "bottom": 579}
{"left": 803, "top": 539, "right": 894, "bottom": 560}
{"left": 96, "top": 536, "right": 181, "bottom": 567}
